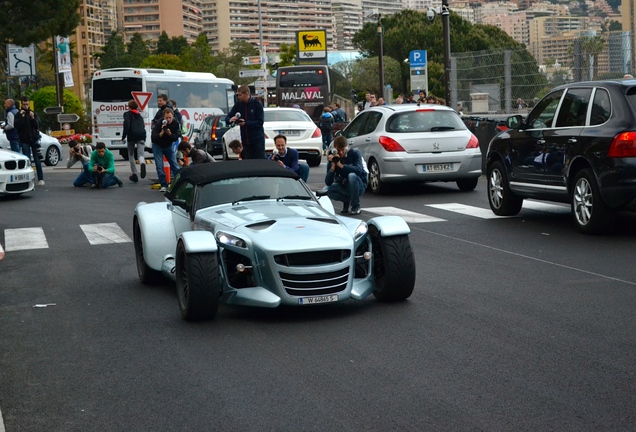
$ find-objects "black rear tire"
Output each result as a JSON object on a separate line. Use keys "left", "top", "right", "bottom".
{"left": 176, "top": 241, "right": 220, "bottom": 321}
{"left": 456, "top": 177, "right": 478, "bottom": 191}
{"left": 307, "top": 154, "right": 322, "bottom": 167}
{"left": 133, "top": 218, "right": 162, "bottom": 285}
{"left": 571, "top": 168, "right": 612, "bottom": 234}
{"left": 120, "top": 149, "right": 129, "bottom": 161}
{"left": 487, "top": 160, "right": 523, "bottom": 216}
{"left": 370, "top": 227, "right": 415, "bottom": 302}
{"left": 368, "top": 159, "right": 388, "bottom": 195}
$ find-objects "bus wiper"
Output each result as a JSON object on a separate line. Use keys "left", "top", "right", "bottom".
{"left": 430, "top": 126, "right": 456, "bottom": 131}
{"left": 277, "top": 195, "right": 312, "bottom": 201}
{"left": 232, "top": 195, "right": 270, "bottom": 205}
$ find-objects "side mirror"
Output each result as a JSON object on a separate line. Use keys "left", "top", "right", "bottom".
{"left": 506, "top": 115, "right": 523, "bottom": 130}
{"left": 172, "top": 198, "right": 191, "bottom": 212}
{"left": 334, "top": 130, "right": 343, "bottom": 137}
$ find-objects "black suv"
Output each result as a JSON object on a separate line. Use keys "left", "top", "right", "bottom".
{"left": 192, "top": 115, "right": 230, "bottom": 158}
{"left": 486, "top": 79, "right": 636, "bottom": 234}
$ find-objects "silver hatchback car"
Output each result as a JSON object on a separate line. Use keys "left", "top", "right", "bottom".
{"left": 339, "top": 104, "right": 482, "bottom": 193}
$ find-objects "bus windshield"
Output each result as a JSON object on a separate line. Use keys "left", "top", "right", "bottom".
{"left": 276, "top": 66, "right": 329, "bottom": 121}
{"left": 93, "top": 77, "right": 142, "bottom": 102}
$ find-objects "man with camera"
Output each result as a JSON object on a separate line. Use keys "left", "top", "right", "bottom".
{"left": 325, "top": 136, "right": 367, "bottom": 215}
{"left": 177, "top": 140, "right": 215, "bottom": 165}
{"left": 88, "top": 142, "right": 123, "bottom": 189}
{"left": 66, "top": 139, "right": 95, "bottom": 187}
{"left": 226, "top": 85, "right": 265, "bottom": 159}
{"left": 268, "top": 134, "right": 309, "bottom": 182}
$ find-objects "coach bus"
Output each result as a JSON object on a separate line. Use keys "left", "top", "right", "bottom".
{"left": 91, "top": 68, "right": 235, "bottom": 159}
{"left": 276, "top": 65, "right": 351, "bottom": 123}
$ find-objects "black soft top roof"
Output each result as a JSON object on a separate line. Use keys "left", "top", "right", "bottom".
{"left": 173, "top": 160, "right": 299, "bottom": 186}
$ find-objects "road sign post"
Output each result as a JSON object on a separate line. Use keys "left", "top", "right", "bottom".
{"left": 239, "top": 69, "right": 270, "bottom": 78}
{"left": 409, "top": 50, "right": 428, "bottom": 95}
{"left": 44, "top": 106, "right": 64, "bottom": 115}
{"left": 57, "top": 113, "right": 80, "bottom": 123}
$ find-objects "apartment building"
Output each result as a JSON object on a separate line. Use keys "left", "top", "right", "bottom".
{"left": 120, "top": 0, "right": 203, "bottom": 45}
{"left": 482, "top": 12, "right": 528, "bottom": 46}
{"left": 333, "top": 0, "right": 364, "bottom": 50}
{"left": 528, "top": 16, "right": 590, "bottom": 62}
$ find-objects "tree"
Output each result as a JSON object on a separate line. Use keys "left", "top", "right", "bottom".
{"left": 182, "top": 33, "right": 213, "bottom": 72}
{"left": 581, "top": 35, "right": 605, "bottom": 80}
{"left": 98, "top": 31, "right": 128, "bottom": 69}
{"left": 127, "top": 33, "right": 150, "bottom": 67}
{"left": 156, "top": 32, "right": 172, "bottom": 55}
{"left": 171, "top": 36, "right": 190, "bottom": 56}
{"left": 0, "top": 0, "right": 81, "bottom": 47}
{"left": 351, "top": 57, "right": 403, "bottom": 96}
{"left": 140, "top": 54, "right": 185, "bottom": 71}
{"left": 279, "top": 43, "right": 296, "bottom": 67}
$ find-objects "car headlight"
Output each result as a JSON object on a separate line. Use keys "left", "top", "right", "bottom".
{"left": 354, "top": 221, "right": 368, "bottom": 239}
{"left": 216, "top": 231, "right": 247, "bottom": 249}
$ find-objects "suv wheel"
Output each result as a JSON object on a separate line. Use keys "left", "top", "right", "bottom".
{"left": 487, "top": 160, "right": 522, "bottom": 216}
{"left": 571, "top": 169, "right": 612, "bottom": 234}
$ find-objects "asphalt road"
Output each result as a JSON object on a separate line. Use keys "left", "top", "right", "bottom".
{"left": 1, "top": 157, "right": 635, "bottom": 431}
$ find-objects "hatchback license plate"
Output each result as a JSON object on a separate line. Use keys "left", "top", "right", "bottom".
{"left": 298, "top": 294, "right": 338, "bottom": 305}
{"left": 422, "top": 163, "right": 454, "bottom": 172}
{"left": 11, "top": 174, "right": 29, "bottom": 182}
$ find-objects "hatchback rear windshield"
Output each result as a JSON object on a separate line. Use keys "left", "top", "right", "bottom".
{"left": 386, "top": 110, "right": 466, "bottom": 133}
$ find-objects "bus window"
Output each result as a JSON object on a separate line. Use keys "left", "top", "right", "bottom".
{"left": 92, "top": 77, "right": 142, "bottom": 102}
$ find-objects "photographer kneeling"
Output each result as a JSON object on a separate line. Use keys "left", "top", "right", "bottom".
{"left": 325, "top": 136, "right": 367, "bottom": 215}
{"left": 269, "top": 134, "right": 309, "bottom": 182}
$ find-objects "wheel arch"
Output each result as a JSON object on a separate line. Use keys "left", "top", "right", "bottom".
{"left": 135, "top": 202, "right": 177, "bottom": 271}
{"left": 367, "top": 216, "right": 410, "bottom": 237}
{"left": 179, "top": 231, "right": 218, "bottom": 254}
{"left": 566, "top": 156, "right": 593, "bottom": 194}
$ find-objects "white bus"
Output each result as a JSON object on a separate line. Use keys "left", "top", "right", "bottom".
{"left": 91, "top": 68, "right": 235, "bottom": 159}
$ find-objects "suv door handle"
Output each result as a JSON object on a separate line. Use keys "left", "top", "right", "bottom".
{"left": 537, "top": 139, "right": 546, "bottom": 145}
{"left": 568, "top": 138, "right": 577, "bottom": 144}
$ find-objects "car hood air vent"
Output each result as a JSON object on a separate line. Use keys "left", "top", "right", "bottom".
{"left": 246, "top": 220, "right": 276, "bottom": 230}
{"left": 306, "top": 217, "right": 339, "bottom": 224}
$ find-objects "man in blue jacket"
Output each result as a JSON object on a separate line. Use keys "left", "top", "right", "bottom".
{"left": 226, "top": 86, "right": 265, "bottom": 159}
{"left": 325, "top": 136, "right": 367, "bottom": 215}
{"left": 3, "top": 99, "right": 20, "bottom": 153}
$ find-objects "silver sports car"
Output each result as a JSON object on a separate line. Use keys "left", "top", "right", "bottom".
{"left": 134, "top": 160, "right": 416, "bottom": 321}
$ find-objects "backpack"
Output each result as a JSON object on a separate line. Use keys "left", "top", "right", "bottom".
{"left": 127, "top": 112, "right": 146, "bottom": 141}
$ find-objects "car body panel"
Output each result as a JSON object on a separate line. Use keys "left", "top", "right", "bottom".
{"left": 135, "top": 161, "right": 415, "bottom": 311}
{"left": 0, "top": 149, "right": 35, "bottom": 195}
{"left": 192, "top": 115, "right": 229, "bottom": 156}
{"left": 0, "top": 129, "right": 63, "bottom": 166}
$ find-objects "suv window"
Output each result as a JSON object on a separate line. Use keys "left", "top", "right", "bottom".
{"left": 590, "top": 88, "right": 611, "bottom": 126}
{"left": 555, "top": 88, "right": 592, "bottom": 128}
{"left": 527, "top": 90, "right": 563, "bottom": 129}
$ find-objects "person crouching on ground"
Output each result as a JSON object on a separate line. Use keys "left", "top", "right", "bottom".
{"left": 89, "top": 142, "right": 122, "bottom": 189}
{"left": 177, "top": 141, "right": 215, "bottom": 164}
{"left": 269, "top": 134, "right": 309, "bottom": 182}
{"left": 325, "top": 136, "right": 367, "bottom": 215}
{"left": 67, "top": 139, "right": 95, "bottom": 187}
{"left": 150, "top": 108, "right": 181, "bottom": 192}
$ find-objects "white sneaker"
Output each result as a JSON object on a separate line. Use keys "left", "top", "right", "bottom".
{"left": 159, "top": 187, "right": 167, "bottom": 192}
{"left": 37, "top": 180, "right": 45, "bottom": 186}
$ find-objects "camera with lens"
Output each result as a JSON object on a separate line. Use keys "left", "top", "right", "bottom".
{"left": 330, "top": 148, "right": 340, "bottom": 164}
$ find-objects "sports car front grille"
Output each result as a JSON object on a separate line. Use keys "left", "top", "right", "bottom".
{"left": 274, "top": 249, "right": 351, "bottom": 266}
{"left": 3, "top": 160, "right": 27, "bottom": 170}
{"left": 280, "top": 267, "right": 349, "bottom": 296}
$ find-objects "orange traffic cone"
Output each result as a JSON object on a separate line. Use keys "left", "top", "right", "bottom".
{"left": 163, "top": 155, "right": 170, "bottom": 184}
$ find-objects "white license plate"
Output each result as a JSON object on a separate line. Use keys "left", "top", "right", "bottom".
{"left": 280, "top": 130, "right": 301, "bottom": 136}
{"left": 298, "top": 294, "right": 338, "bottom": 305}
{"left": 422, "top": 163, "right": 454, "bottom": 172}
{"left": 10, "top": 173, "right": 30, "bottom": 182}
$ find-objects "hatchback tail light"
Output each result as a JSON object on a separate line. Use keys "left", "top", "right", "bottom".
{"left": 608, "top": 131, "right": 636, "bottom": 157}
{"left": 466, "top": 134, "right": 480, "bottom": 149}
{"left": 378, "top": 136, "right": 405, "bottom": 152}
{"left": 211, "top": 124, "right": 217, "bottom": 140}
{"left": 312, "top": 127, "right": 322, "bottom": 138}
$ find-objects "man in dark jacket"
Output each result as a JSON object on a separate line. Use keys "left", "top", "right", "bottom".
{"left": 150, "top": 107, "right": 181, "bottom": 192}
{"left": 226, "top": 86, "right": 265, "bottom": 159}
{"left": 325, "top": 136, "right": 367, "bottom": 215}
{"left": 177, "top": 141, "right": 215, "bottom": 164}
{"left": 122, "top": 99, "right": 147, "bottom": 182}
{"left": 15, "top": 98, "right": 45, "bottom": 186}
{"left": 3, "top": 99, "right": 20, "bottom": 153}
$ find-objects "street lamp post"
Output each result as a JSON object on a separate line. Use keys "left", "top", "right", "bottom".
{"left": 377, "top": 14, "right": 384, "bottom": 97}
{"left": 441, "top": 0, "right": 451, "bottom": 106}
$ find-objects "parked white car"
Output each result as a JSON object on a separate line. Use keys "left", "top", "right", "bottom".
{"left": 0, "top": 129, "right": 63, "bottom": 166}
{"left": 0, "top": 149, "right": 35, "bottom": 195}
{"left": 222, "top": 107, "right": 323, "bottom": 166}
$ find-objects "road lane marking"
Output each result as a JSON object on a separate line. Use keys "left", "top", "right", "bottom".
{"left": 426, "top": 203, "right": 503, "bottom": 219}
{"left": 365, "top": 206, "right": 446, "bottom": 223}
{"left": 4, "top": 228, "right": 49, "bottom": 251}
{"left": 80, "top": 223, "right": 132, "bottom": 245}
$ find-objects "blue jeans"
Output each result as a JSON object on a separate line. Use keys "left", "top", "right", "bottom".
{"left": 152, "top": 143, "right": 180, "bottom": 187}
{"left": 9, "top": 138, "right": 20, "bottom": 153}
{"left": 21, "top": 142, "right": 43, "bottom": 182}
{"left": 322, "top": 134, "right": 332, "bottom": 151}
{"left": 327, "top": 173, "right": 365, "bottom": 209}
{"left": 296, "top": 162, "right": 309, "bottom": 182}
{"left": 94, "top": 171, "right": 117, "bottom": 188}
{"left": 73, "top": 162, "right": 95, "bottom": 187}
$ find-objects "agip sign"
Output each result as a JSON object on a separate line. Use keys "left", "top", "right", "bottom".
{"left": 296, "top": 30, "right": 327, "bottom": 65}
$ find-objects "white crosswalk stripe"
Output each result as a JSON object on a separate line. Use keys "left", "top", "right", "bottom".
{"left": 365, "top": 206, "right": 446, "bottom": 223}
{"left": 80, "top": 223, "right": 132, "bottom": 245}
{"left": 426, "top": 203, "right": 504, "bottom": 219}
{"left": 4, "top": 227, "right": 49, "bottom": 251}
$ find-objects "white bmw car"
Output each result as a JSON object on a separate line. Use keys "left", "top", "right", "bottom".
{"left": 0, "top": 129, "right": 63, "bottom": 166}
{"left": 0, "top": 149, "right": 35, "bottom": 195}
{"left": 222, "top": 107, "right": 323, "bottom": 166}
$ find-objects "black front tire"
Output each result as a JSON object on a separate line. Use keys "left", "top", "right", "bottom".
{"left": 307, "top": 154, "right": 322, "bottom": 167}
{"left": 176, "top": 241, "right": 220, "bottom": 321}
{"left": 487, "top": 160, "right": 523, "bottom": 216}
{"left": 456, "top": 177, "right": 478, "bottom": 191}
{"left": 368, "top": 159, "right": 387, "bottom": 195}
{"left": 133, "top": 218, "right": 161, "bottom": 284}
{"left": 571, "top": 168, "right": 612, "bottom": 234}
{"left": 119, "top": 149, "right": 129, "bottom": 161}
{"left": 370, "top": 227, "right": 415, "bottom": 302}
